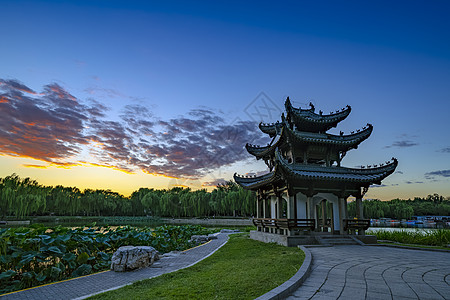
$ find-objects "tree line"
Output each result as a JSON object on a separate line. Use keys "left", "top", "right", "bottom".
{"left": 0, "top": 174, "right": 256, "bottom": 219}
{"left": 348, "top": 194, "right": 450, "bottom": 220}
{"left": 1, "top": 174, "right": 448, "bottom": 219}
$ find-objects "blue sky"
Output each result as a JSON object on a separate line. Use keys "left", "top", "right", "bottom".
{"left": 1, "top": 0, "right": 449, "bottom": 199}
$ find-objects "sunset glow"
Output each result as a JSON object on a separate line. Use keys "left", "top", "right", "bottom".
{"left": 1, "top": 1, "right": 450, "bottom": 200}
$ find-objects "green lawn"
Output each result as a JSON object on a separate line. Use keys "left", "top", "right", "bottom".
{"left": 90, "top": 233, "right": 304, "bottom": 300}
{"left": 368, "top": 229, "right": 450, "bottom": 247}
{"left": 378, "top": 241, "right": 450, "bottom": 251}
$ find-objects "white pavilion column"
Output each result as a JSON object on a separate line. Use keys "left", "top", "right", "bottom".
{"left": 296, "top": 192, "right": 307, "bottom": 219}
{"left": 270, "top": 196, "right": 277, "bottom": 219}
{"left": 256, "top": 196, "right": 261, "bottom": 219}
{"left": 332, "top": 201, "right": 340, "bottom": 232}
{"left": 287, "top": 194, "right": 296, "bottom": 219}
{"left": 338, "top": 197, "right": 345, "bottom": 235}
{"left": 270, "top": 196, "right": 277, "bottom": 233}
{"left": 307, "top": 196, "right": 314, "bottom": 219}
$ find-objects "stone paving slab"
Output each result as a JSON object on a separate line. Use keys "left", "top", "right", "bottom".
{"left": 287, "top": 245, "right": 450, "bottom": 300}
{"left": 0, "top": 233, "right": 229, "bottom": 300}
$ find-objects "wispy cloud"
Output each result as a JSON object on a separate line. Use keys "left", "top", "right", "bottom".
{"left": 202, "top": 178, "right": 228, "bottom": 187}
{"left": 385, "top": 133, "right": 419, "bottom": 148}
{"left": 438, "top": 147, "right": 450, "bottom": 153}
{"left": 385, "top": 140, "right": 418, "bottom": 148}
{"left": 0, "top": 79, "right": 37, "bottom": 94}
{"left": 405, "top": 181, "right": 424, "bottom": 184}
{"left": 1, "top": 78, "right": 264, "bottom": 179}
{"left": 84, "top": 86, "right": 125, "bottom": 98}
{"left": 424, "top": 170, "right": 450, "bottom": 179}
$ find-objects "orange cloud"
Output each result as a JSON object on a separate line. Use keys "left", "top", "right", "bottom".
{"left": 50, "top": 162, "right": 82, "bottom": 169}
{"left": 22, "top": 164, "right": 48, "bottom": 169}
{"left": 85, "top": 162, "right": 135, "bottom": 175}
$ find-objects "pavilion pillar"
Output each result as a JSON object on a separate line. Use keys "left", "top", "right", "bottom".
{"left": 356, "top": 195, "right": 365, "bottom": 235}
{"left": 344, "top": 198, "right": 349, "bottom": 220}
{"left": 277, "top": 195, "right": 283, "bottom": 219}
{"left": 338, "top": 197, "right": 346, "bottom": 235}
{"left": 287, "top": 194, "right": 296, "bottom": 219}
{"left": 321, "top": 200, "right": 327, "bottom": 232}
{"left": 314, "top": 203, "right": 320, "bottom": 232}
{"left": 276, "top": 195, "right": 284, "bottom": 234}
{"left": 296, "top": 192, "right": 307, "bottom": 219}
{"left": 307, "top": 196, "right": 314, "bottom": 219}
{"left": 356, "top": 197, "right": 363, "bottom": 219}
{"left": 256, "top": 195, "right": 261, "bottom": 219}
{"left": 286, "top": 193, "right": 296, "bottom": 236}
{"left": 270, "top": 196, "right": 277, "bottom": 219}
{"left": 262, "top": 198, "right": 266, "bottom": 218}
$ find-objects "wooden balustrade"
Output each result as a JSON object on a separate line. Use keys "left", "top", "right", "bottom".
{"left": 343, "top": 219, "right": 370, "bottom": 231}
{"left": 252, "top": 218, "right": 315, "bottom": 231}
{"left": 318, "top": 219, "right": 332, "bottom": 227}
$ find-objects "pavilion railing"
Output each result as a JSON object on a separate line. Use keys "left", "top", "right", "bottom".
{"left": 317, "top": 218, "right": 332, "bottom": 227}
{"left": 252, "top": 218, "right": 315, "bottom": 231}
{"left": 343, "top": 219, "right": 370, "bottom": 231}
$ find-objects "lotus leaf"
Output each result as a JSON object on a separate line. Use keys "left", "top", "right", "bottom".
{"left": 76, "top": 252, "right": 89, "bottom": 264}
{"left": 71, "top": 264, "right": 92, "bottom": 277}
{"left": 0, "top": 270, "right": 16, "bottom": 280}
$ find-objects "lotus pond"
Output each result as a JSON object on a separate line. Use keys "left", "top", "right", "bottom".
{"left": 0, "top": 224, "right": 213, "bottom": 294}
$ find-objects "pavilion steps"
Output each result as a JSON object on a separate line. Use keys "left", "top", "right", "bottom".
{"left": 315, "top": 235, "right": 361, "bottom": 246}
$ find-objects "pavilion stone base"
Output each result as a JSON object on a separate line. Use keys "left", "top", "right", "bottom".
{"left": 353, "top": 235, "right": 377, "bottom": 244}
{"left": 250, "top": 230, "right": 318, "bottom": 247}
{"left": 250, "top": 231, "right": 378, "bottom": 246}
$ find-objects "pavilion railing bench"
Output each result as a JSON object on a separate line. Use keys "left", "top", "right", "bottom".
{"left": 343, "top": 219, "right": 370, "bottom": 231}
{"left": 253, "top": 218, "right": 315, "bottom": 231}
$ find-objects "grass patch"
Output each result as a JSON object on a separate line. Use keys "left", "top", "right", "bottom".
{"left": 90, "top": 233, "right": 304, "bottom": 300}
{"left": 368, "top": 229, "right": 450, "bottom": 247}
{"left": 377, "top": 241, "right": 450, "bottom": 251}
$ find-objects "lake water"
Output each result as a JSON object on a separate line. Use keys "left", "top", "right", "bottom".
{"left": 367, "top": 227, "right": 441, "bottom": 233}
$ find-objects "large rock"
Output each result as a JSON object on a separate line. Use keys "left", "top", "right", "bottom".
{"left": 189, "top": 234, "right": 218, "bottom": 245}
{"left": 111, "top": 246, "right": 159, "bottom": 272}
{"left": 189, "top": 235, "right": 209, "bottom": 244}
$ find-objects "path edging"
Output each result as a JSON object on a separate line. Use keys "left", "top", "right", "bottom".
{"left": 371, "top": 243, "right": 450, "bottom": 253}
{"left": 255, "top": 245, "right": 312, "bottom": 300}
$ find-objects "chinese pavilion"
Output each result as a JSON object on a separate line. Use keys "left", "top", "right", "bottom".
{"left": 234, "top": 97, "right": 397, "bottom": 245}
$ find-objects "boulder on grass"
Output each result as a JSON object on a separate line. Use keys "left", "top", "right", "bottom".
{"left": 189, "top": 235, "right": 209, "bottom": 245}
{"left": 111, "top": 246, "right": 159, "bottom": 272}
{"left": 189, "top": 234, "right": 218, "bottom": 245}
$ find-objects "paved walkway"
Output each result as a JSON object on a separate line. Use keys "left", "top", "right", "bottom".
{"left": 1, "top": 233, "right": 229, "bottom": 300}
{"left": 287, "top": 245, "right": 450, "bottom": 300}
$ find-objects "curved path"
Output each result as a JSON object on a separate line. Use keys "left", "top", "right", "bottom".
{"left": 287, "top": 245, "right": 450, "bottom": 300}
{"left": 1, "top": 233, "right": 229, "bottom": 300}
